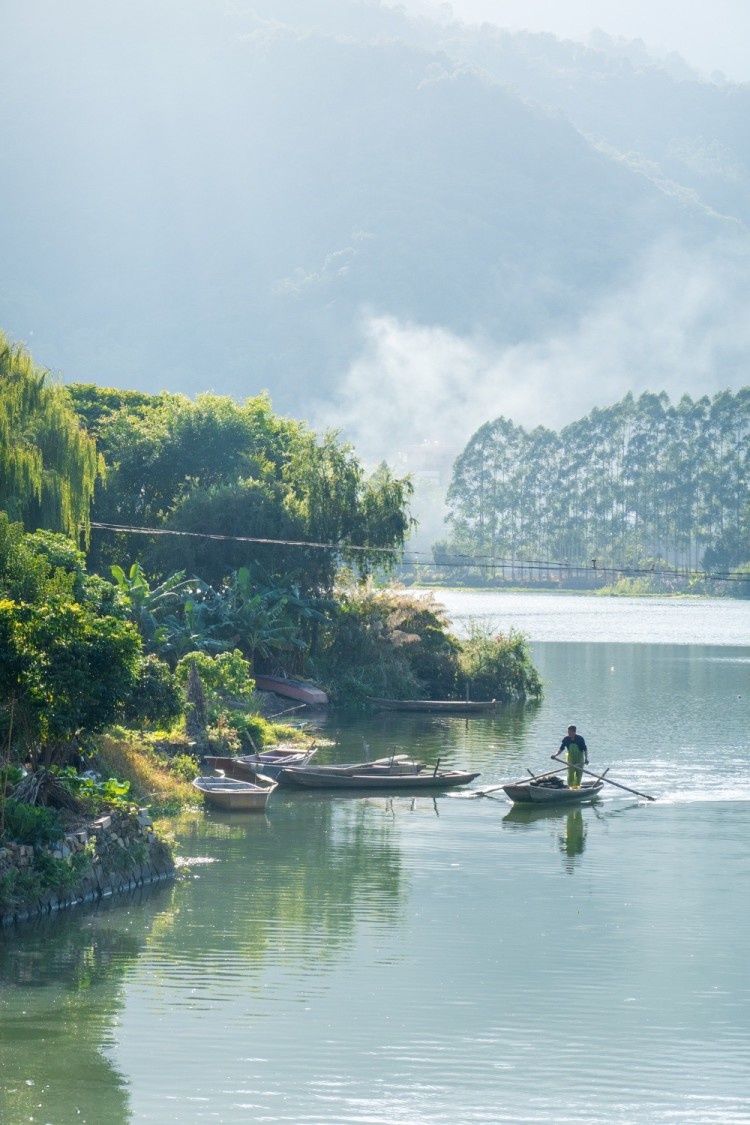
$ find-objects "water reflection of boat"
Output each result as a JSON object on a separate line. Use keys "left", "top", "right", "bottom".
{"left": 204, "top": 745, "right": 318, "bottom": 781}
{"left": 503, "top": 802, "right": 580, "bottom": 824}
{"left": 503, "top": 777, "right": 603, "bottom": 805}
{"left": 192, "top": 774, "right": 277, "bottom": 811}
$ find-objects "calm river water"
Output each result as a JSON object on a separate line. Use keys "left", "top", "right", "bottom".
{"left": 2, "top": 592, "right": 749, "bottom": 1124}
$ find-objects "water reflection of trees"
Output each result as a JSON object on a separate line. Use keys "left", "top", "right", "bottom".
{"left": 167, "top": 797, "right": 407, "bottom": 966}
{"left": 317, "top": 701, "right": 542, "bottom": 776}
{"left": 0, "top": 884, "right": 174, "bottom": 1123}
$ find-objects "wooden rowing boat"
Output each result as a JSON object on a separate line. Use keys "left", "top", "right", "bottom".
{"left": 369, "top": 697, "right": 496, "bottom": 714}
{"left": 502, "top": 777, "right": 603, "bottom": 805}
{"left": 192, "top": 773, "right": 277, "bottom": 811}
{"left": 276, "top": 754, "right": 423, "bottom": 785}
{"left": 280, "top": 761, "right": 480, "bottom": 790}
{"left": 204, "top": 744, "right": 318, "bottom": 781}
{"left": 253, "top": 675, "right": 328, "bottom": 706}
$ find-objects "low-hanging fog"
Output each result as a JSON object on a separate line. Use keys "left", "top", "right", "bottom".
{"left": 2, "top": 0, "right": 750, "bottom": 538}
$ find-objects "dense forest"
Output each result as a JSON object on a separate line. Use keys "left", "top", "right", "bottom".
{"left": 439, "top": 388, "right": 750, "bottom": 583}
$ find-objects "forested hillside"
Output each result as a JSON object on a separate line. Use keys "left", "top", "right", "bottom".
{"left": 441, "top": 388, "right": 750, "bottom": 579}
{"left": 1, "top": 0, "right": 748, "bottom": 435}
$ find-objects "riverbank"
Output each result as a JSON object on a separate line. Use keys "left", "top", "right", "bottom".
{"left": 0, "top": 805, "right": 174, "bottom": 927}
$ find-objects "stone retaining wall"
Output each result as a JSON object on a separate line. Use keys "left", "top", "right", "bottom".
{"left": 0, "top": 807, "right": 175, "bottom": 927}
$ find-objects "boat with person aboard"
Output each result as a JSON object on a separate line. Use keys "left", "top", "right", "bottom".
{"left": 502, "top": 774, "right": 604, "bottom": 805}
{"left": 501, "top": 755, "right": 657, "bottom": 806}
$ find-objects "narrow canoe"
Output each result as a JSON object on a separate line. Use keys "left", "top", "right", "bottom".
{"left": 369, "top": 697, "right": 496, "bottom": 713}
{"left": 192, "top": 774, "right": 277, "bottom": 811}
{"left": 253, "top": 675, "right": 328, "bottom": 706}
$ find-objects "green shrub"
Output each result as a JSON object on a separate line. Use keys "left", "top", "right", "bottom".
{"left": 54, "top": 768, "right": 132, "bottom": 815}
{"left": 1, "top": 800, "right": 65, "bottom": 847}
{"left": 458, "top": 625, "right": 543, "bottom": 702}
{"left": 0, "top": 867, "right": 43, "bottom": 907}
{"left": 313, "top": 584, "right": 460, "bottom": 703}
{"left": 166, "top": 753, "right": 200, "bottom": 783}
{"left": 33, "top": 847, "right": 91, "bottom": 891}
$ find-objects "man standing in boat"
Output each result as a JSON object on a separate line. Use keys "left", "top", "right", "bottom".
{"left": 557, "top": 725, "right": 589, "bottom": 788}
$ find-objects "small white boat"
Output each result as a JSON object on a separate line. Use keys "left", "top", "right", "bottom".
{"left": 192, "top": 773, "right": 277, "bottom": 811}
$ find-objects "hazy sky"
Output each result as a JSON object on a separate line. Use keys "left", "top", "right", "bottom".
{"left": 404, "top": 0, "right": 750, "bottom": 82}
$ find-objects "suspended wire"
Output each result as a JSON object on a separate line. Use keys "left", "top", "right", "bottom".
{"left": 89, "top": 521, "right": 750, "bottom": 583}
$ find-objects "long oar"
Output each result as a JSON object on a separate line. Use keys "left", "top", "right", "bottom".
{"left": 474, "top": 765, "right": 568, "bottom": 797}
{"left": 550, "top": 754, "right": 656, "bottom": 801}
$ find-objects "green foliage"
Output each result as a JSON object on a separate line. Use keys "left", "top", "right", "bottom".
{"left": 1, "top": 799, "right": 65, "bottom": 846}
{"left": 53, "top": 768, "right": 132, "bottom": 814}
{"left": 74, "top": 386, "right": 412, "bottom": 595}
{"left": 0, "top": 332, "right": 102, "bottom": 539}
{"left": 458, "top": 625, "right": 543, "bottom": 703}
{"left": 166, "top": 753, "right": 200, "bottom": 783}
{"left": 175, "top": 649, "right": 256, "bottom": 707}
{"left": 121, "top": 655, "right": 183, "bottom": 728}
{"left": 32, "top": 847, "right": 92, "bottom": 891}
{"left": 0, "top": 525, "right": 143, "bottom": 766}
{"left": 314, "top": 584, "right": 462, "bottom": 704}
{"left": 596, "top": 576, "right": 654, "bottom": 596}
{"left": 0, "top": 867, "right": 43, "bottom": 907}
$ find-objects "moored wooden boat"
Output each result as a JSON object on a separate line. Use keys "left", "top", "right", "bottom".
{"left": 204, "top": 744, "right": 318, "bottom": 781}
{"left": 369, "top": 697, "right": 496, "bottom": 714}
{"left": 253, "top": 675, "right": 328, "bottom": 706}
{"left": 280, "top": 761, "right": 480, "bottom": 790}
{"left": 503, "top": 777, "right": 603, "bottom": 805}
{"left": 276, "top": 754, "right": 423, "bottom": 786}
{"left": 192, "top": 773, "right": 277, "bottom": 811}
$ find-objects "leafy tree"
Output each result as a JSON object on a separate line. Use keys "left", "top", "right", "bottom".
{"left": 0, "top": 595, "right": 141, "bottom": 768}
{"left": 120, "top": 654, "right": 183, "bottom": 729}
{"left": 0, "top": 333, "right": 102, "bottom": 539}
{"left": 69, "top": 385, "right": 412, "bottom": 594}
{"left": 0, "top": 523, "right": 142, "bottom": 767}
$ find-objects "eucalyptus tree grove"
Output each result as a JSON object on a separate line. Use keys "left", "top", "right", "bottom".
{"left": 443, "top": 389, "right": 750, "bottom": 575}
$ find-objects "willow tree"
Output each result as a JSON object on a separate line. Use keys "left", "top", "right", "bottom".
{"left": 0, "top": 332, "right": 102, "bottom": 540}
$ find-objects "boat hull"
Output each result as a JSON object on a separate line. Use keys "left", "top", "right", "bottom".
{"left": 253, "top": 675, "right": 328, "bottom": 706}
{"left": 369, "top": 697, "right": 496, "bottom": 713}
